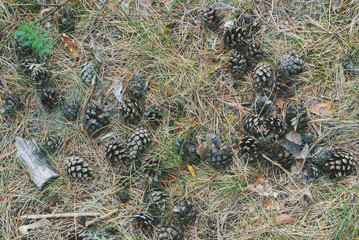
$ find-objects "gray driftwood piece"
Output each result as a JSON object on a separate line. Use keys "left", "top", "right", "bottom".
{"left": 15, "top": 137, "right": 59, "bottom": 190}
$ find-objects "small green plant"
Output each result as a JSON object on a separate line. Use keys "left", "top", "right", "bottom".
{"left": 14, "top": 22, "right": 55, "bottom": 56}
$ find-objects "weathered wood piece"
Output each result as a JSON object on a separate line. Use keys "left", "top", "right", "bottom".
{"left": 15, "top": 137, "right": 59, "bottom": 190}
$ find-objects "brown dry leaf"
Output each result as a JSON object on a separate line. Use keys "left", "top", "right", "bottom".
{"left": 286, "top": 132, "right": 302, "bottom": 145}
{"left": 276, "top": 214, "right": 295, "bottom": 225}
{"left": 300, "top": 144, "right": 310, "bottom": 159}
{"left": 262, "top": 200, "right": 281, "bottom": 211}
{"left": 242, "top": 205, "right": 256, "bottom": 213}
{"left": 310, "top": 100, "right": 334, "bottom": 114}
{"left": 196, "top": 141, "right": 209, "bottom": 160}
{"left": 60, "top": 33, "right": 78, "bottom": 57}
{"left": 247, "top": 174, "right": 279, "bottom": 198}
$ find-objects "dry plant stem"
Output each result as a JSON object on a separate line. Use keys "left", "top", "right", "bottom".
{"left": 18, "top": 219, "right": 50, "bottom": 235}
{"left": 261, "top": 154, "right": 303, "bottom": 193}
{"left": 85, "top": 208, "right": 119, "bottom": 227}
{"left": 19, "top": 212, "right": 101, "bottom": 220}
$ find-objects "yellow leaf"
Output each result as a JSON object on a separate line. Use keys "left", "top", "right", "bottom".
{"left": 187, "top": 164, "right": 195, "bottom": 177}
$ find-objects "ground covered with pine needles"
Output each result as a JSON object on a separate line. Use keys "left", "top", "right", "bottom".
{"left": 1, "top": 0, "right": 359, "bottom": 239}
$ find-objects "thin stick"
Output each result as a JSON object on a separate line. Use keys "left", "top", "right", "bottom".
{"left": 261, "top": 154, "right": 303, "bottom": 193}
{"left": 86, "top": 208, "right": 119, "bottom": 227}
{"left": 19, "top": 212, "right": 101, "bottom": 220}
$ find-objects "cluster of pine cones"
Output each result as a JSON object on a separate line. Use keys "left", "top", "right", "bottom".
{"left": 199, "top": 5, "right": 357, "bottom": 180}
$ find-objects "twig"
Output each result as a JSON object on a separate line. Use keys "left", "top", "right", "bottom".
{"left": 85, "top": 208, "right": 119, "bottom": 227}
{"left": 19, "top": 212, "right": 101, "bottom": 220}
{"left": 261, "top": 154, "right": 303, "bottom": 193}
{"left": 18, "top": 219, "right": 50, "bottom": 235}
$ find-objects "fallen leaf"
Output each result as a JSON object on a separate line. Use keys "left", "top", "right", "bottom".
{"left": 310, "top": 100, "right": 334, "bottom": 114}
{"left": 300, "top": 144, "right": 310, "bottom": 159}
{"left": 196, "top": 141, "right": 209, "bottom": 160}
{"left": 60, "top": 33, "right": 78, "bottom": 57}
{"left": 262, "top": 200, "right": 281, "bottom": 211}
{"left": 284, "top": 139, "right": 301, "bottom": 158}
{"left": 187, "top": 164, "right": 196, "bottom": 177}
{"left": 286, "top": 132, "right": 302, "bottom": 145}
{"left": 242, "top": 205, "right": 256, "bottom": 213}
{"left": 247, "top": 174, "right": 279, "bottom": 198}
{"left": 276, "top": 214, "right": 295, "bottom": 225}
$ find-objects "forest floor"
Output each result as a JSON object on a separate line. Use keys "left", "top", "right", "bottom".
{"left": 0, "top": 0, "right": 359, "bottom": 239}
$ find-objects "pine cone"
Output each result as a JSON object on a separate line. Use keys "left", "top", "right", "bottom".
{"left": 58, "top": 6, "right": 76, "bottom": 33}
{"left": 246, "top": 41, "right": 262, "bottom": 59}
{"left": 30, "top": 64, "right": 50, "bottom": 86}
{"left": 14, "top": 35, "right": 33, "bottom": 57}
{"left": 80, "top": 62, "right": 97, "bottom": 86}
{"left": 251, "top": 95, "right": 275, "bottom": 117}
{"left": 83, "top": 99, "right": 111, "bottom": 138}
{"left": 172, "top": 199, "right": 197, "bottom": 224}
{"left": 145, "top": 104, "right": 163, "bottom": 122}
{"left": 145, "top": 188, "right": 168, "bottom": 210}
{"left": 40, "top": 89, "right": 63, "bottom": 110}
{"left": 64, "top": 157, "right": 92, "bottom": 180}
{"left": 265, "top": 116, "right": 286, "bottom": 138}
{"left": 126, "top": 75, "right": 149, "bottom": 99}
{"left": 119, "top": 98, "right": 141, "bottom": 120}
{"left": 174, "top": 135, "right": 200, "bottom": 164}
{"left": 224, "top": 26, "right": 250, "bottom": 49}
{"left": 256, "top": 139, "right": 293, "bottom": 169}
{"left": 302, "top": 164, "right": 320, "bottom": 182}
{"left": 275, "top": 52, "right": 305, "bottom": 77}
{"left": 243, "top": 115, "right": 268, "bottom": 138}
{"left": 41, "top": 136, "right": 61, "bottom": 154}
{"left": 253, "top": 63, "right": 274, "bottom": 88}
{"left": 207, "top": 134, "right": 233, "bottom": 168}
{"left": 158, "top": 225, "right": 184, "bottom": 240}
{"left": 228, "top": 50, "right": 248, "bottom": 75}
{"left": 324, "top": 149, "right": 356, "bottom": 178}
{"left": 105, "top": 141, "right": 128, "bottom": 164}
{"left": 62, "top": 99, "right": 80, "bottom": 121}
{"left": 200, "top": 6, "right": 222, "bottom": 30}
{"left": 19, "top": 56, "right": 36, "bottom": 75}
{"left": 239, "top": 136, "right": 257, "bottom": 156}
{"left": 127, "top": 127, "right": 151, "bottom": 160}
{"left": 1, "top": 94, "right": 22, "bottom": 115}
{"left": 141, "top": 157, "right": 163, "bottom": 183}
{"left": 132, "top": 212, "right": 154, "bottom": 233}
{"left": 235, "top": 12, "right": 261, "bottom": 32}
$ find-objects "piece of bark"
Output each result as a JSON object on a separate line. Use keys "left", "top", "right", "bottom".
{"left": 15, "top": 137, "right": 59, "bottom": 190}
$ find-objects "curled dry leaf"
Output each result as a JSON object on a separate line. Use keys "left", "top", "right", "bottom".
{"left": 262, "top": 200, "right": 281, "bottom": 211}
{"left": 286, "top": 132, "right": 302, "bottom": 145}
{"left": 60, "top": 33, "right": 78, "bottom": 57}
{"left": 247, "top": 174, "right": 279, "bottom": 198}
{"left": 300, "top": 144, "right": 310, "bottom": 159}
{"left": 196, "top": 141, "right": 209, "bottom": 160}
{"left": 242, "top": 205, "right": 256, "bottom": 213}
{"left": 276, "top": 214, "right": 295, "bottom": 225}
{"left": 310, "top": 100, "right": 335, "bottom": 115}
